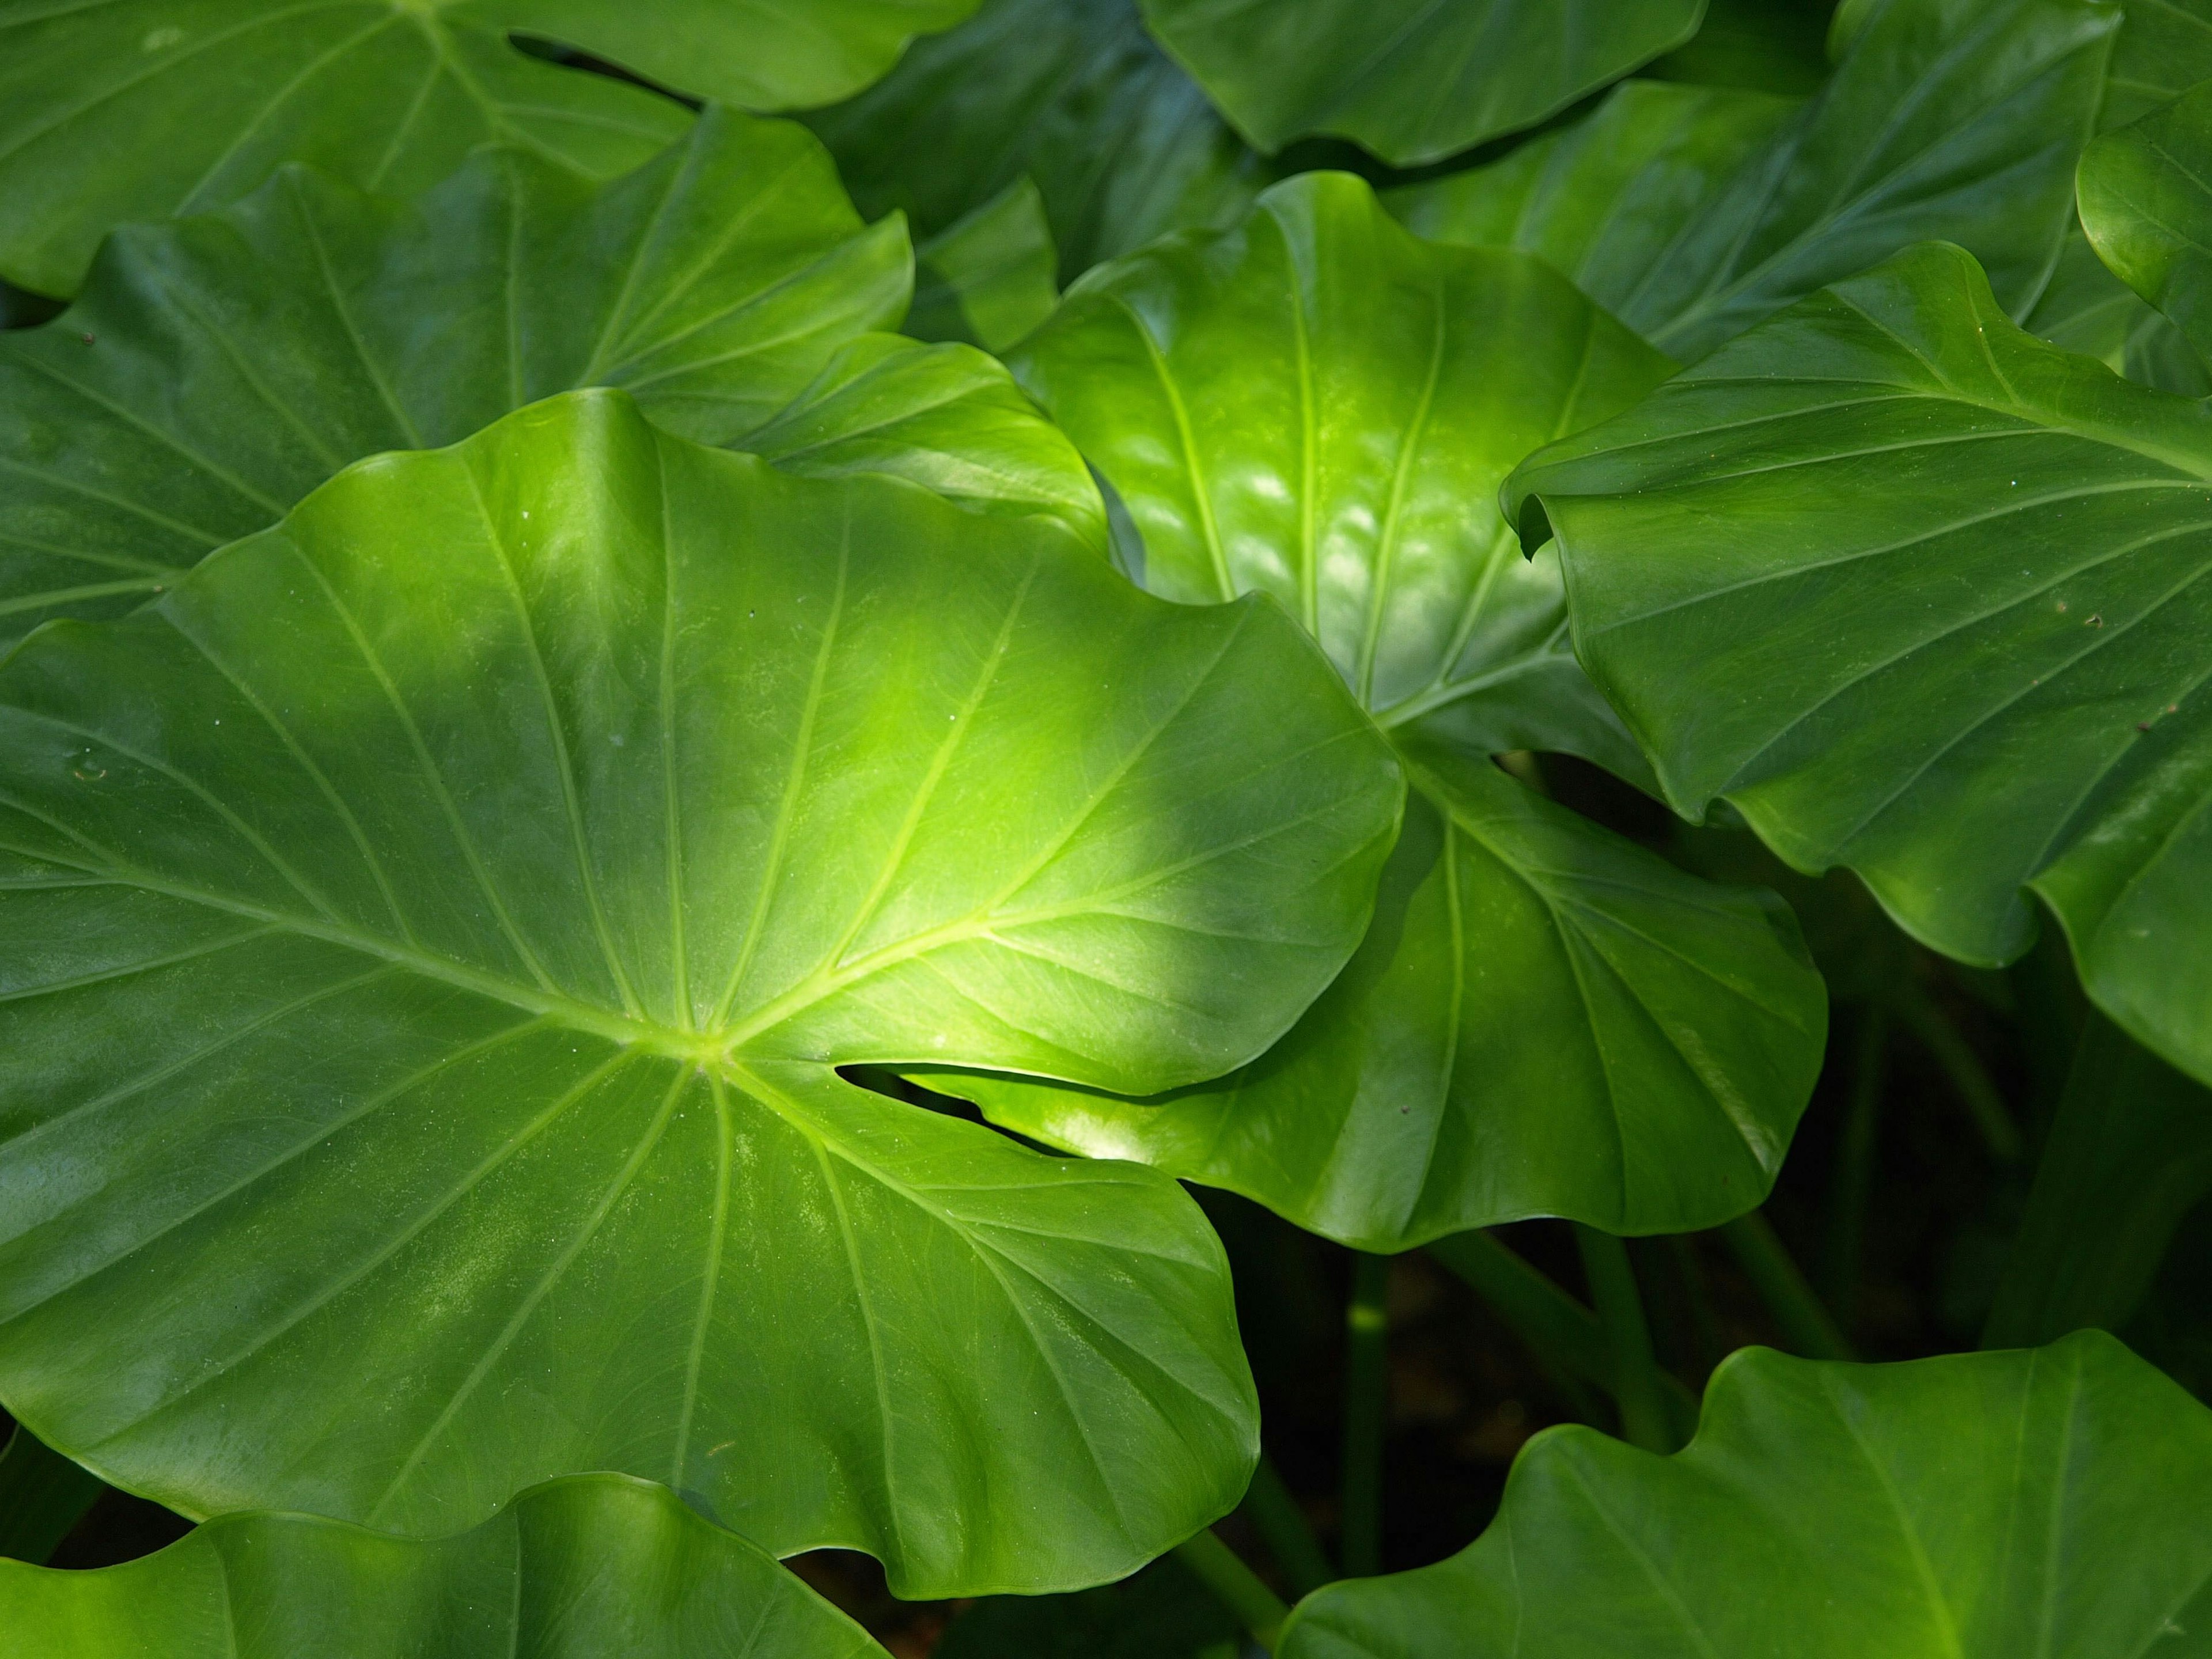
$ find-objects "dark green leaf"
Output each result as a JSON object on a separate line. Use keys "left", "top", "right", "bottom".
{"left": 908, "top": 178, "right": 1061, "bottom": 351}
{"left": 928, "top": 175, "right": 1827, "bottom": 1246}
{"left": 2080, "top": 78, "right": 2212, "bottom": 372}
{"left": 1645, "top": 0, "right": 1837, "bottom": 96}
{"left": 2103, "top": 0, "right": 2212, "bottom": 129}
{"left": 1388, "top": 0, "right": 2118, "bottom": 363}
{"left": 1278, "top": 1332, "right": 2212, "bottom": 1656}
{"left": 0, "top": 108, "right": 1102, "bottom": 652}
{"left": 805, "top": 0, "right": 1270, "bottom": 285}
{"left": 0, "top": 389, "right": 1403, "bottom": 1593}
{"left": 0, "top": 1426, "right": 103, "bottom": 1566}
{"left": 0, "top": 0, "right": 984, "bottom": 296}
{"left": 1136, "top": 0, "right": 1705, "bottom": 165}
{"left": 1504, "top": 240, "right": 2212, "bottom": 1084}
{"left": 1986, "top": 1013, "right": 2212, "bottom": 1348}
{"left": 1, "top": 1474, "right": 883, "bottom": 1658}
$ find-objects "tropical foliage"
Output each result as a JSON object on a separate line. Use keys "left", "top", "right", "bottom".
{"left": 3, "top": 0, "right": 2210, "bottom": 1653}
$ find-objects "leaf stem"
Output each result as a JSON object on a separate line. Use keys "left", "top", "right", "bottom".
{"left": 1175, "top": 1528, "right": 1289, "bottom": 1652}
{"left": 1426, "top": 1229, "right": 1697, "bottom": 1441}
{"left": 1719, "top": 1211, "right": 1857, "bottom": 1362}
{"left": 1243, "top": 1455, "right": 1332, "bottom": 1596}
{"left": 1573, "top": 1226, "right": 1675, "bottom": 1453}
{"left": 1339, "top": 1251, "right": 1391, "bottom": 1577}
{"left": 1823, "top": 1007, "right": 1888, "bottom": 1325}
{"left": 1889, "top": 985, "right": 2021, "bottom": 1162}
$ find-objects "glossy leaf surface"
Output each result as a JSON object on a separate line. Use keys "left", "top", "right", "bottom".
{"left": 0, "top": 109, "right": 1101, "bottom": 652}
{"left": 2, "top": 1474, "right": 882, "bottom": 1659}
{"left": 806, "top": 0, "right": 1269, "bottom": 285}
{"left": 0, "top": 390, "right": 1404, "bottom": 1593}
{"left": 0, "top": 0, "right": 982, "bottom": 296}
{"left": 960, "top": 175, "right": 1827, "bottom": 1245}
{"left": 2080, "top": 78, "right": 2212, "bottom": 372}
{"left": 1505, "top": 241, "right": 2212, "bottom": 1085}
{"left": 1137, "top": 0, "right": 1705, "bottom": 165}
{"left": 1387, "top": 0, "right": 2117, "bottom": 362}
{"left": 1279, "top": 1332, "right": 2212, "bottom": 1657}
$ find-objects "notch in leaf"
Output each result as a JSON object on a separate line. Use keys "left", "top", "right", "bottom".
{"left": 0, "top": 389, "right": 1403, "bottom": 1595}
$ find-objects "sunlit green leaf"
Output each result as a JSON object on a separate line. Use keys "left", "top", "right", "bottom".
{"left": 0, "top": 0, "right": 983, "bottom": 296}
{"left": 1138, "top": 0, "right": 1706, "bottom": 165}
{"left": 1387, "top": 0, "right": 2118, "bottom": 362}
{"left": 908, "top": 178, "right": 1060, "bottom": 353}
{"left": 1505, "top": 240, "right": 2212, "bottom": 1085}
{"left": 1278, "top": 1332, "right": 2212, "bottom": 1657}
{"left": 0, "top": 107, "right": 1102, "bottom": 652}
{"left": 806, "top": 0, "right": 1269, "bottom": 285}
{"left": 2, "top": 1474, "right": 884, "bottom": 1659}
{"left": 920, "top": 175, "right": 1827, "bottom": 1247}
{"left": 0, "top": 389, "right": 1403, "bottom": 1593}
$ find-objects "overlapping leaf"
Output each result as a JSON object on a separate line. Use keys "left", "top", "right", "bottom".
{"left": 0, "top": 0, "right": 983, "bottom": 296}
{"left": 0, "top": 107, "right": 1101, "bottom": 652}
{"left": 1387, "top": 0, "right": 2118, "bottom": 362}
{"left": 1505, "top": 241, "right": 2212, "bottom": 1086}
{"left": 1138, "top": 0, "right": 1705, "bottom": 165}
{"left": 921, "top": 175, "right": 1827, "bottom": 1247}
{"left": 0, "top": 389, "right": 1403, "bottom": 1592}
{"left": 2080, "top": 78, "right": 2212, "bottom": 372}
{"left": 1279, "top": 1332, "right": 2212, "bottom": 1657}
{"left": 2102, "top": 0, "right": 2212, "bottom": 128}
{"left": 2, "top": 1473, "right": 884, "bottom": 1659}
{"left": 806, "top": 0, "right": 1270, "bottom": 286}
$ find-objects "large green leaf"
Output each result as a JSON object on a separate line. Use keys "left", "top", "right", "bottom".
{"left": 805, "top": 0, "right": 1270, "bottom": 286}
{"left": 908, "top": 178, "right": 1061, "bottom": 352}
{"left": 1385, "top": 0, "right": 2118, "bottom": 363}
{"left": 0, "top": 0, "right": 983, "bottom": 297}
{"left": 2079, "top": 77, "right": 2212, "bottom": 373}
{"left": 0, "top": 107, "right": 1102, "bottom": 653}
{"left": 2, "top": 1473, "right": 883, "bottom": 1658}
{"left": 918, "top": 174, "right": 1827, "bottom": 1247}
{"left": 1503, "top": 240, "right": 2212, "bottom": 1085}
{"left": 1138, "top": 0, "right": 1706, "bottom": 165}
{"left": 1277, "top": 1331, "right": 2212, "bottom": 1657}
{"left": 0, "top": 389, "right": 1403, "bottom": 1593}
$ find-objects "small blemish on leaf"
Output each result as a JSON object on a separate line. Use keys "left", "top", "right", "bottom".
{"left": 142, "top": 25, "right": 183, "bottom": 50}
{"left": 2085, "top": 614, "right": 2103, "bottom": 627}
{"left": 79, "top": 332, "right": 95, "bottom": 346}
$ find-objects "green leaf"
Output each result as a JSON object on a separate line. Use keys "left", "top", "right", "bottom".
{"left": 1386, "top": 0, "right": 2118, "bottom": 363}
{"left": 1986, "top": 1013, "right": 2212, "bottom": 1349}
{"left": 908, "top": 178, "right": 1061, "bottom": 353}
{"left": 805, "top": 0, "right": 1270, "bottom": 285}
{"left": 1277, "top": 1331, "right": 2212, "bottom": 1657}
{"left": 1137, "top": 0, "right": 1707, "bottom": 165}
{"left": 0, "top": 389, "right": 1404, "bottom": 1593}
{"left": 2024, "top": 219, "right": 2164, "bottom": 371}
{"left": 0, "top": 107, "right": 1103, "bottom": 653}
{"left": 2103, "top": 0, "right": 2212, "bottom": 130}
{"left": 1384, "top": 78, "right": 1798, "bottom": 339}
{"left": 925, "top": 174, "right": 1827, "bottom": 1247}
{"left": 0, "top": 0, "right": 985, "bottom": 297}
{"left": 1503, "top": 240, "right": 2212, "bottom": 1085}
{"left": 0, "top": 1473, "right": 884, "bottom": 1658}
{"left": 2080, "top": 78, "right": 2212, "bottom": 374}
